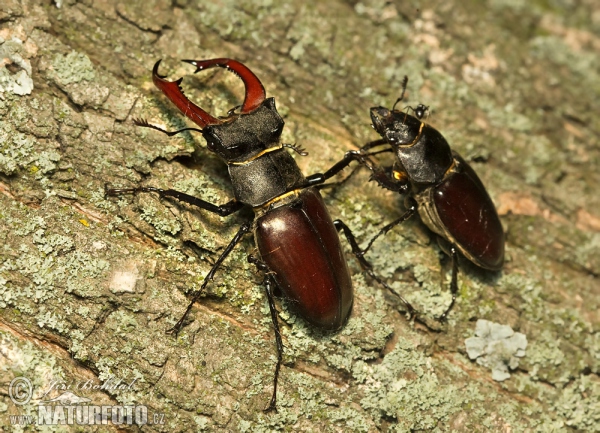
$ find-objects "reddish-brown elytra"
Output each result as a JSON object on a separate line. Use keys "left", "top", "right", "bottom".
{"left": 256, "top": 188, "right": 353, "bottom": 330}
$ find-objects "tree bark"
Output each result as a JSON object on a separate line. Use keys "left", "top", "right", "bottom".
{"left": 1, "top": 0, "right": 598, "bottom": 431}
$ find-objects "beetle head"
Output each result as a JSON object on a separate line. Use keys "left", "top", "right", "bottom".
{"left": 370, "top": 106, "right": 421, "bottom": 146}
{"left": 152, "top": 59, "right": 282, "bottom": 162}
{"left": 202, "top": 98, "right": 285, "bottom": 162}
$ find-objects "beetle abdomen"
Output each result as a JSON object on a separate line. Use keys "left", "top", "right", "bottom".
{"left": 431, "top": 154, "right": 504, "bottom": 270}
{"left": 255, "top": 188, "right": 353, "bottom": 330}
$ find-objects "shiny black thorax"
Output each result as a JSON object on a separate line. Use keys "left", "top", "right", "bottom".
{"left": 202, "top": 98, "right": 305, "bottom": 207}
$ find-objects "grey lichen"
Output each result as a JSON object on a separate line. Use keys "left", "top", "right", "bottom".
{"left": 359, "top": 336, "right": 473, "bottom": 431}
{"left": 465, "top": 319, "right": 528, "bottom": 381}
{"left": 0, "top": 122, "right": 36, "bottom": 176}
{"left": 50, "top": 51, "right": 96, "bottom": 86}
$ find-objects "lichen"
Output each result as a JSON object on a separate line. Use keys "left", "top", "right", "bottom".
{"left": 465, "top": 319, "right": 528, "bottom": 381}
{"left": 50, "top": 51, "right": 96, "bottom": 86}
{"left": 0, "top": 37, "right": 34, "bottom": 96}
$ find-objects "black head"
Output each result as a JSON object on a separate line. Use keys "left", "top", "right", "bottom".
{"left": 370, "top": 106, "right": 422, "bottom": 146}
{"left": 152, "top": 58, "right": 283, "bottom": 163}
{"left": 202, "top": 98, "right": 285, "bottom": 162}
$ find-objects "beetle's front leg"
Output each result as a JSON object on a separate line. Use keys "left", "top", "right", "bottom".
{"left": 305, "top": 148, "right": 409, "bottom": 194}
{"left": 303, "top": 139, "right": 388, "bottom": 186}
{"left": 105, "top": 184, "right": 244, "bottom": 217}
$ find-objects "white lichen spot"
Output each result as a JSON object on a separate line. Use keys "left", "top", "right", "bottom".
{"left": 465, "top": 319, "right": 528, "bottom": 381}
{"left": 92, "top": 241, "right": 107, "bottom": 250}
{"left": 109, "top": 262, "right": 141, "bottom": 294}
{"left": 0, "top": 37, "right": 34, "bottom": 96}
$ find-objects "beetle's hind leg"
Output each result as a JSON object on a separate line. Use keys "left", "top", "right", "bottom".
{"left": 166, "top": 221, "right": 252, "bottom": 335}
{"left": 437, "top": 246, "right": 459, "bottom": 322}
{"left": 247, "top": 255, "right": 284, "bottom": 413}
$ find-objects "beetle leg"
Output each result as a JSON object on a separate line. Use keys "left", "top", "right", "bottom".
{"left": 105, "top": 185, "right": 244, "bottom": 217}
{"left": 360, "top": 138, "right": 390, "bottom": 153}
{"left": 168, "top": 221, "right": 253, "bottom": 335}
{"left": 304, "top": 150, "right": 363, "bottom": 186}
{"left": 310, "top": 152, "right": 408, "bottom": 193}
{"left": 342, "top": 156, "right": 409, "bottom": 193}
{"left": 333, "top": 220, "right": 416, "bottom": 318}
{"left": 305, "top": 147, "right": 392, "bottom": 187}
{"left": 282, "top": 143, "right": 308, "bottom": 156}
{"left": 365, "top": 162, "right": 410, "bottom": 193}
{"left": 438, "top": 246, "right": 459, "bottom": 322}
{"left": 310, "top": 147, "right": 395, "bottom": 192}
{"left": 360, "top": 148, "right": 393, "bottom": 158}
{"left": 247, "top": 255, "right": 283, "bottom": 413}
{"left": 303, "top": 140, "right": 383, "bottom": 184}
{"left": 313, "top": 164, "right": 363, "bottom": 192}
{"left": 361, "top": 204, "right": 417, "bottom": 255}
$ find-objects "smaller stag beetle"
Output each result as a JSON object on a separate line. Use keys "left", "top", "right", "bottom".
{"left": 332, "top": 76, "right": 505, "bottom": 320}
{"left": 106, "top": 58, "right": 389, "bottom": 412}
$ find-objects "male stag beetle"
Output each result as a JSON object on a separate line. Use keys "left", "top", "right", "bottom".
{"left": 331, "top": 76, "right": 504, "bottom": 320}
{"left": 106, "top": 58, "right": 387, "bottom": 412}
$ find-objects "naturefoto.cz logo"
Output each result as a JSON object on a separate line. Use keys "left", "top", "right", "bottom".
{"left": 8, "top": 376, "right": 165, "bottom": 426}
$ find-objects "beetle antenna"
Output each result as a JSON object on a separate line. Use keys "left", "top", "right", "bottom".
{"left": 133, "top": 118, "right": 203, "bottom": 136}
{"left": 283, "top": 143, "right": 308, "bottom": 156}
{"left": 392, "top": 75, "right": 409, "bottom": 111}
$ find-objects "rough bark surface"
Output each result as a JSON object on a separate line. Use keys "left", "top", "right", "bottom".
{"left": 1, "top": 0, "right": 599, "bottom": 431}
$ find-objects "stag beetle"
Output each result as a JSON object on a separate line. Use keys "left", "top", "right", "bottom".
{"left": 326, "top": 76, "right": 504, "bottom": 320}
{"left": 106, "top": 59, "right": 392, "bottom": 412}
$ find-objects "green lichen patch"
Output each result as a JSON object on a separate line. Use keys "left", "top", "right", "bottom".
{"left": 50, "top": 51, "right": 96, "bottom": 86}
